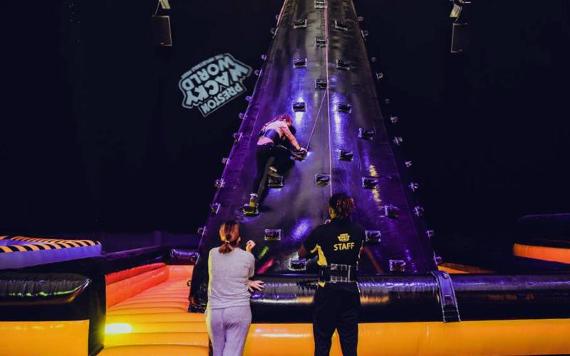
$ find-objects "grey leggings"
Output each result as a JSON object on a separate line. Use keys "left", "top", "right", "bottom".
{"left": 206, "top": 306, "right": 252, "bottom": 356}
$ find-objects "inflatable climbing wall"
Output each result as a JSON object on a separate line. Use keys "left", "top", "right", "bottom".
{"left": 190, "top": 0, "right": 436, "bottom": 310}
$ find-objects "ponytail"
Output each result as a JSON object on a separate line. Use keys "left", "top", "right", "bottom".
{"left": 218, "top": 220, "right": 240, "bottom": 254}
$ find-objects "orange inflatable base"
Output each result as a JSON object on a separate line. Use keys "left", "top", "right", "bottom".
{"left": 245, "top": 319, "right": 570, "bottom": 355}
{"left": 0, "top": 320, "right": 89, "bottom": 356}
{"left": 101, "top": 265, "right": 570, "bottom": 355}
{"left": 514, "top": 242, "right": 570, "bottom": 264}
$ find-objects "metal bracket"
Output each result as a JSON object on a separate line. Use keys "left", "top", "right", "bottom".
{"left": 267, "top": 175, "right": 284, "bottom": 188}
{"left": 362, "top": 177, "right": 379, "bottom": 189}
{"left": 288, "top": 258, "right": 307, "bottom": 271}
{"left": 315, "top": 36, "right": 326, "bottom": 47}
{"left": 409, "top": 182, "right": 420, "bottom": 192}
{"left": 358, "top": 128, "right": 376, "bottom": 140}
{"left": 381, "top": 204, "right": 400, "bottom": 219}
{"left": 293, "top": 102, "right": 306, "bottom": 112}
{"left": 334, "top": 20, "right": 349, "bottom": 32}
{"left": 431, "top": 271, "right": 461, "bottom": 322}
{"left": 214, "top": 178, "right": 225, "bottom": 189}
{"left": 337, "top": 103, "right": 352, "bottom": 113}
{"left": 413, "top": 206, "right": 425, "bottom": 217}
{"left": 210, "top": 202, "right": 221, "bottom": 215}
{"left": 315, "top": 173, "right": 331, "bottom": 186}
{"left": 389, "top": 259, "right": 406, "bottom": 272}
{"left": 315, "top": 79, "right": 327, "bottom": 90}
{"left": 336, "top": 59, "right": 351, "bottom": 71}
{"left": 339, "top": 150, "right": 354, "bottom": 161}
{"left": 365, "top": 230, "right": 382, "bottom": 244}
{"left": 293, "top": 57, "right": 307, "bottom": 68}
{"left": 293, "top": 19, "right": 308, "bottom": 29}
{"left": 197, "top": 226, "right": 207, "bottom": 238}
{"left": 264, "top": 229, "right": 282, "bottom": 241}
{"left": 270, "top": 27, "right": 278, "bottom": 38}
{"left": 233, "top": 132, "right": 243, "bottom": 142}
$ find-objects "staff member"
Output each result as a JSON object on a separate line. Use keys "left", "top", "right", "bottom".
{"left": 299, "top": 193, "right": 365, "bottom": 356}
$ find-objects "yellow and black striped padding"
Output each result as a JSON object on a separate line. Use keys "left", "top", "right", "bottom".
{"left": 0, "top": 235, "right": 100, "bottom": 254}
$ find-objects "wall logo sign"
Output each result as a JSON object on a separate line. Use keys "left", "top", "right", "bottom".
{"left": 179, "top": 53, "right": 253, "bottom": 117}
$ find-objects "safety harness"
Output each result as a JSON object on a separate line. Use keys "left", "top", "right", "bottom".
{"left": 318, "top": 263, "right": 358, "bottom": 283}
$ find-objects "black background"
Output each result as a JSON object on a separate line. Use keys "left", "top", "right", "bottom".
{"left": 2, "top": 0, "right": 569, "bottom": 269}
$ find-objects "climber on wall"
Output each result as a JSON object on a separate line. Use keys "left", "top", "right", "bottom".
{"left": 246, "top": 113, "right": 307, "bottom": 212}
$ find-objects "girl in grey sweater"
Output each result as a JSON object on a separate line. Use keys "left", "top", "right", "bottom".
{"left": 207, "top": 220, "right": 264, "bottom": 356}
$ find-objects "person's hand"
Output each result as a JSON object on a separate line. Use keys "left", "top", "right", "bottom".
{"left": 297, "top": 147, "right": 307, "bottom": 154}
{"left": 245, "top": 240, "right": 256, "bottom": 252}
{"left": 248, "top": 280, "right": 265, "bottom": 292}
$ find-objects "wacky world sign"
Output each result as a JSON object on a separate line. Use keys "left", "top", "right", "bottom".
{"left": 179, "top": 53, "right": 253, "bottom": 117}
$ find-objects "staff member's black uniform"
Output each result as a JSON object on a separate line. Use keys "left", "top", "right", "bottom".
{"left": 303, "top": 218, "right": 365, "bottom": 356}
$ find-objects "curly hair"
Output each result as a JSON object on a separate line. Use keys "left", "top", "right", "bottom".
{"left": 329, "top": 193, "right": 356, "bottom": 219}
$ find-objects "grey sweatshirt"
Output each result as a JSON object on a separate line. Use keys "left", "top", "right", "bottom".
{"left": 207, "top": 247, "right": 255, "bottom": 309}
